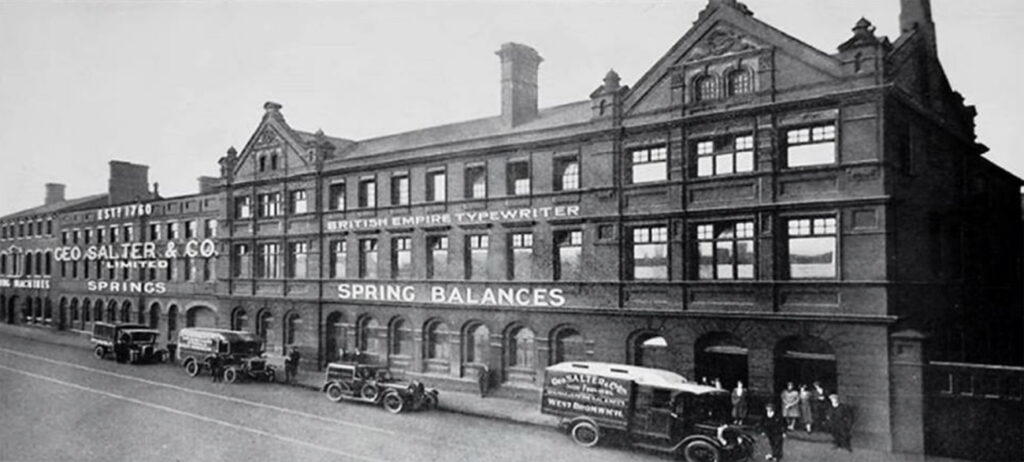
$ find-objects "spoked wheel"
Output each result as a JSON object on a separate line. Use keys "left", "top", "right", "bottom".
{"left": 185, "top": 360, "right": 200, "bottom": 377}
{"left": 570, "top": 421, "right": 600, "bottom": 447}
{"left": 382, "top": 392, "right": 405, "bottom": 414}
{"left": 93, "top": 346, "right": 105, "bottom": 360}
{"left": 325, "top": 383, "right": 347, "bottom": 402}
{"left": 360, "top": 383, "right": 379, "bottom": 401}
{"left": 223, "top": 367, "right": 239, "bottom": 384}
{"left": 682, "top": 440, "right": 721, "bottom": 462}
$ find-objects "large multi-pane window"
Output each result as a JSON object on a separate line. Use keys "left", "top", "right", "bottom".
{"left": 508, "top": 326, "right": 536, "bottom": 369}
{"left": 465, "top": 234, "right": 489, "bottom": 280}
{"left": 328, "top": 182, "right": 346, "bottom": 210}
{"left": 330, "top": 240, "right": 347, "bottom": 279}
{"left": 258, "top": 193, "right": 282, "bottom": 217}
{"left": 508, "top": 232, "right": 533, "bottom": 280}
{"left": 465, "top": 164, "right": 487, "bottom": 199}
{"left": 96, "top": 228, "right": 105, "bottom": 244}
{"left": 726, "top": 69, "right": 753, "bottom": 96}
{"left": 787, "top": 217, "right": 837, "bottom": 279}
{"left": 358, "top": 178, "right": 376, "bottom": 208}
{"left": 465, "top": 323, "right": 490, "bottom": 364}
{"left": 391, "top": 237, "right": 412, "bottom": 279}
{"left": 166, "top": 222, "right": 178, "bottom": 240}
{"left": 149, "top": 223, "right": 160, "bottom": 241}
{"left": 123, "top": 224, "right": 133, "bottom": 242}
{"left": 359, "top": 239, "right": 378, "bottom": 279}
{"left": 256, "top": 243, "right": 281, "bottom": 279}
{"left": 109, "top": 226, "right": 119, "bottom": 243}
{"left": 235, "top": 196, "right": 252, "bottom": 219}
{"left": 630, "top": 146, "right": 668, "bottom": 183}
{"left": 553, "top": 156, "right": 580, "bottom": 191}
{"left": 694, "top": 74, "right": 719, "bottom": 101}
{"left": 427, "top": 236, "right": 448, "bottom": 279}
{"left": 697, "top": 222, "right": 755, "bottom": 280}
{"left": 204, "top": 219, "right": 217, "bottom": 238}
{"left": 425, "top": 321, "right": 450, "bottom": 361}
{"left": 632, "top": 226, "right": 669, "bottom": 280}
{"left": 390, "top": 174, "right": 409, "bottom": 206}
{"left": 288, "top": 242, "right": 308, "bottom": 279}
{"left": 426, "top": 170, "right": 446, "bottom": 202}
{"left": 553, "top": 230, "right": 583, "bottom": 281}
{"left": 184, "top": 221, "right": 197, "bottom": 239}
{"left": 83, "top": 229, "right": 92, "bottom": 245}
{"left": 696, "top": 135, "right": 754, "bottom": 177}
{"left": 507, "top": 160, "right": 530, "bottom": 196}
{"left": 290, "top": 190, "right": 308, "bottom": 214}
{"left": 785, "top": 124, "right": 837, "bottom": 167}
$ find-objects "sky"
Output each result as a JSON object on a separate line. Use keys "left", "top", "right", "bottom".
{"left": 0, "top": 0, "right": 1021, "bottom": 217}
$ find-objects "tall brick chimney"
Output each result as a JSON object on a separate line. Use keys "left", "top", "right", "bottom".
{"left": 44, "top": 183, "right": 66, "bottom": 205}
{"left": 900, "top": 0, "right": 936, "bottom": 52}
{"left": 496, "top": 43, "right": 542, "bottom": 127}
{"left": 108, "top": 161, "right": 151, "bottom": 205}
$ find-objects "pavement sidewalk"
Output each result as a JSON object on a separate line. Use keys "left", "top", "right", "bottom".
{"left": 0, "top": 323, "right": 967, "bottom": 462}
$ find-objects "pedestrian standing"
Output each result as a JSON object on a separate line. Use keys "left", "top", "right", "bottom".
{"left": 780, "top": 382, "right": 800, "bottom": 431}
{"left": 761, "top": 404, "right": 787, "bottom": 461}
{"left": 286, "top": 347, "right": 301, "bottom": 383}
{"left": 798, "top": 384, "right": 814, "bottom": 432}
{"left": 811, "top": 381, "right": 828, "bottom": 429}
{"left": 206, "top": 354, "right": 221, "bottom": 382}
{"left": 825, "top": 393, "right": 854, "bottom": 451}
{"left": 478, "top": 364, "right": 490, "bottom": 398}
{"left": 731, "top": 380, "right": 748, "bottom": 425}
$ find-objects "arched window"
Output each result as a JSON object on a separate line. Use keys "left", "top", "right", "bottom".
{"left": 464, "top": 323, "right": 490, "bottom": 364}
{"left": 120, "top": 301, "right": 132, "bottom": 323}
{"left": 552, "top": 326, "right": 587, "bottom": 364}
{"left": 358, "top": 316, "right": 385, "bottom": 361}
{"left": 45, "top": 251, "right": 52, "bottom": 275}
{"left": 256, "top": 310, "right": 272, "bottom": 339}
{"left": 149, "top": 303, "right": 160, "bottom": 329}
{"left": 1, "top": 254, "right": 7, "bottom": 275}
{"left": 632, "top": 333, "right": 671, "bottom": 370}
{"left": 35, "top": 253, "right": 42, "bottom": 276}
{"left": 167, "top": 305, "right": 179, "bottom": 342}
{"left": 24, "top": 253, "right": 33, "bottom": 276}
{"left": 695, "top": 332, "right": 749, "bottom": 389}
{"left": 69, "top": 299, "right": 79, "bottom": 324}
{"left": 726, "top": 68, "right": 752, "bottom": 96}
{"left": 284, "top": 312, "right": 300, "bottom": 346}
{"left": 390, "top": 317, "right": 413, "bottom": 357}
{"left": 137, "top": 305, "right": 146, "bottom": 324}
{"left": 325, "top": 312, "right": 347, "bottom": 362}
{"left": 82, "top": 299, "right": 92, "bottom": 324}
{"left": 508, "top": 326, "right": 536, "bottom": 369}
{"left": 231, "top": 307, "right": 248, "bottom": 331}
{"left": 94, "top": 300, "right": 104, "bottom": 323}
{"left": 106, "top": 300, "right": 117, "bottom": 322}
{"left": 694, "top": 75, "right": 720, "bottom": 102}
{"left": 424, "top": 320, "right": 451, "bottom": 362}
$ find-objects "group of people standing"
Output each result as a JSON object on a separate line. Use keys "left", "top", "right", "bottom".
{"left": 720, "top": 379, "right": 854, "bottom": 461}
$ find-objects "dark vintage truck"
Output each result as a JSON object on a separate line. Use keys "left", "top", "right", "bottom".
{"left": 91, "top": 322, "right": 168, "bottom": 364}
{"left": 542, "top": 361, "right": 754, "bottom": 462}
{"left": 176, "top": 328, "right": 276, "bottom": 384}
{"left": 321, "top": 362, "right": 438, "bottom": 414}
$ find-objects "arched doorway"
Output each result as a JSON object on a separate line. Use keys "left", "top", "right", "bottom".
{"left": 695, "top": 332, "right": 749, "bottom": 389}
{"left": 185, "top": 305, "right": 216, "bottom": 328}
{"left": 69, "top": 299, "right": 79, "bottom": 330}
{"left": 325, "top": 311, "right": 346, "bottom": 363}
{"left": 423, "top": 319, "right": 450, "bottom": 374}
{"left": 149, "top": 303, "right": 160, "bottom": 329}
{"left": 167, "top": 305, "right": 179, "bottom": 342}
{"left": 256, "top": 310, "right": 274, "bottom": 352}
{"left": 630, "top": 332, "right": 671, "bottom": 371}
{"left": 504, "top": 324, "right": 537, "bottom": 385}
{"left": 120, "top": 301, "right": 132, "bottom": 323}
{"left": 550, "top": 325, "right": 586, "bottom": 364}
{"left": 357, "top": 315, "right": 385, "bottom": 364}
{"left": 82, "top": 299, "right": 92, "bottom": 330}
{"left": 22, "top": 297, "right": 32, "bottom": 324}
{"left": 106, "top": 300, "right": 117, "bottom": 323}
{"left": 283, "top": 311, "right": 301, "bottom": 348}
{"left": 774, "top": 336, "right": 837, "bottom": 394}
{"left": 231, "top": 307, "right": 248, "bottom": 331}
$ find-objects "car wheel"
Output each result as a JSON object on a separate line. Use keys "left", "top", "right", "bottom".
{"left": 185, "top": 360, "right": 200, "bottom": 377}
{"left": 326, "top": 383, "right": 346, "bottom": 402}
{"left": 223, "top": 367, "right": 239, "bottom": 384}
{"left": 93, "top": 346, "right": 105, "bottom": 360}
{"left": 682, "top": 440, "right": 721, "bottom": 462}
{"left": 423, "top": 392, "right": 438, "bottom": 410}
{"left": 382, "top": 392, "right": 405, "bottom": 414}
{"left": 360, "top": 383, "right": 380, "bottom": 401}
{"left": 570, "top": 421, "right": 600, "bottom": 447}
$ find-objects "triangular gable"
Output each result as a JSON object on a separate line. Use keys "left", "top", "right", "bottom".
{"left": 623, "top": 4, "right": 845, "bottom": 115}
{"left": 232, "top": 109, "right": 313, "bottom": 179}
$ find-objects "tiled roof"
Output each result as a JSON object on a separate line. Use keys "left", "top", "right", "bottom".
{"left": 0, "top": 193, "right": 108, "bottom": 221}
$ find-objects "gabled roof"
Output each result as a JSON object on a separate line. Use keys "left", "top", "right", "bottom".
{"left": 0, "top": 193, "right": 108, "bottom": 221}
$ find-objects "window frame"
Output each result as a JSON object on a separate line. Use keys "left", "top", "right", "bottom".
{"left": 786, "top": 216, "right": 839, "bottom": 279}
{"left": 784, "top": 124, "right": 838, "bottom": 168}
{"left": 629, "top": 146, "right": 669, "bottom": 184}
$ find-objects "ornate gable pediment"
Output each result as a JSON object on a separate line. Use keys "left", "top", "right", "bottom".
{"left": 686, "top": 26, "right": 762, "bottom": 62}
{"left": 255, "top": 127, "right": 280, "bottom": 146}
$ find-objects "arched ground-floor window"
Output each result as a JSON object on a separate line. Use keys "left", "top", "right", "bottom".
{"left": 631, "top": 332, "right": 671, "bottom": 371}
{"left": 774, "top": 336, "right": 837, "bottom": 395}
{"left": 325, "top": 311, "right": 347, "bottom": 363}
{"left": 423, "top": 319, "right": 450, "bottom": 374}
{"left": 504, "top": 324, "right": 536, "bottom": 385}
{"left": 695, "top": 332, "right": 749, "bottom": 390}
{"left": 550, "top": 326, "right": 587, "bottom": 365}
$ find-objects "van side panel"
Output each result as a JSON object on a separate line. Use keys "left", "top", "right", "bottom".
{"left": 541, "top": 369, "right": 634, "bottom": 430}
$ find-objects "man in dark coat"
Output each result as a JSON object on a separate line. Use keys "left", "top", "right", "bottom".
{"left": 286, "top": 347, "right": 301, "bottom": 383}
{"left": 206, "top": 354, "right": 221, "bottom": 382}
{"left": 825, "top": 393, "right": 854, "bottom": 451}
{"left": 761, "top": 403, "right": 787, "bottom": 461}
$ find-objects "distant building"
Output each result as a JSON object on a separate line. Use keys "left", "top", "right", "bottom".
{"left": 1, "top": 0, "right": 1021, "bottom": 455}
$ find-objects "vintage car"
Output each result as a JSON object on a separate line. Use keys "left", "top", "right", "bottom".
{"left": 176, "top": 328, "right": 275, "bottom": 384}
{"left": 542, "top": 362, "right": 754, "bottom": 462}
{"left": 321, "top": 362, "right": 438, "bottom": 413}
{"left": 91, "top": 322, "right": 168, "bottom": 364}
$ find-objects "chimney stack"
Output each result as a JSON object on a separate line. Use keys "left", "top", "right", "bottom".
{"left": 496, "top": 43, "right": 542, "bottom": 127}
{"left": 44, "top": 183, "right": 66, "bottom": 205}
{"left": 108, "top": 161, "right": 151, "bottom": 205}
{"left": 197, "top": 176, "right": 219, "bottom": 194}
{"left": 900, "top": 0, "right": 936, "bottom": 51}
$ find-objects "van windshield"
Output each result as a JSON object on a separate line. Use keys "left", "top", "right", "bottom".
{"left": 129, "top": 332, "right": 157, "bottom": 344}
{"left": 684, "top": 393, "right": 732, "bottom": 424}
{"left": 231, "top": 341, "right": 263, "bottom": 356}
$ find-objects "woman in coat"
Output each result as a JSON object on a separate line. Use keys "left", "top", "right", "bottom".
{"left": 799, "top": 384, "right": 814, "bottom": 432}
{"left": 780, "top": 382, "right": 800, "bottom": 431}
{"left": 730, "top": 380, "right": 748, "bottom": 425}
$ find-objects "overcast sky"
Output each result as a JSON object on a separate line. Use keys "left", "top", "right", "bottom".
{"left": 1, "top": 0, "right": 1021, "bottom": 217}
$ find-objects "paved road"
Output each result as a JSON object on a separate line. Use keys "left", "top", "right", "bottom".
{"left": 0, "top": 334, "right": 663, "bottom": 462}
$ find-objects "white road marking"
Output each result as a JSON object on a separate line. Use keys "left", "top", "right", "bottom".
{"left": 0, "top": 363, "right": 391, "bottom": 462}
{"left": 0, "top": 347, "right": 481, "bottom": 452}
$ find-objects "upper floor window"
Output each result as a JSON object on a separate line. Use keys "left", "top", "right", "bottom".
{"left": 508, "top": 232, "right": 534, "bottom": 280}
{"left": 290, "top": 190, "right": 308, "bottom": 214}
{"left": 553, "top": 230, "right": 583, "bottom": 281}
{"left": 109, "top": 226, "right": 119, "bottom": 243}
{"left": 697, "top": 222, "right": 755, "bottom": 280}
{"left": 391, "top": 174, "right": 409, "bottom": 206}
{"left": 507, "top": 160, "right": 530, "bottom": 196}
{"left": 465, "top": 234, "right": 489, "bottom": 280}
{"left": 288, "top": 242, "right": 308, "bottom": 279}
{"left": 694, "top": 74, "right": 720, "bottom": 101}
{"left": 184, "top": 221, "right": 196, "bottom": 239}
{"left": 465, "top": 164, "right": 487, "bottom": 199}
{"left": 632, "top": 226, "right": 669, "bottom": 280}
{"left": 259, "top": 156, "right": 267, "bottom": 172}
{"left": 391, "top": 237, "right": 412, "bottom": 279}
{"left": 123, "top": 224, "right": 133, "bottom": 242}
{"left": 696, "top": 135, "right": 754, "bottom": 177}
{"left": 328, "top": 182, "right": 346, "bottom": 211}
{"left": 554, "top": 156, "right": 580, "bottom": 191}
{"left": 258, "top": 193, "right": 282, "bottom": 217}
{"left": 83, "top": 228, "right": 92, "bottom": 245}
{"left": 46, "top": 220, "right": 52, "bottom": 235}
{"left": 233, "top": 244, "right": 250, "bottom": 278}
{"left": 330, "top": 240, "right": 347, "bottom": 279}
{"left": 235, "top": 196, "right": 252, "bottom": 219}
{"left": 785, "top": 124, "right": 836, "bottom": 168}
{"left": 631, "top": 146, "right": 668, "bottom": 183}
{"left": 204, "top": 219, "right": 217, "bottom": 238}
{"left": 359, "top": 239, "right": 378, "bottom": 279}
{"left": 787, "top": 217, "right": 837, "bottom": 279}
{"left": 148, "top": 223, "right": 160, "bottom": 241}
{"left": 427, "top": 236, "right": 448, "bottom": 279}
{"left": 256, "top": 243, "right": 281, "bottom": 279}
{"left": 426, "top": 170, "right": 446, "bottom": 202}
{"left": 358, "top": 178, "right": 376, "bottom": 208}
{"left": 726, "top": 68, "right": 753, "bottom": 96}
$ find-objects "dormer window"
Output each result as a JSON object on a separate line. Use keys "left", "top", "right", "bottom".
{"left": 271, "top": 153, "right": 279, "bottom": 170}
{"left": 694, "top": 74, "right": 720, "bottom": 102}
{"left": 726, "top": 68, "right": 752, "bottom": 96}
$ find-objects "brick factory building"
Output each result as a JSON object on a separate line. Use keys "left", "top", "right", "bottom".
{"left": 1, "top": 0, "right": 1021, "bottom": 456}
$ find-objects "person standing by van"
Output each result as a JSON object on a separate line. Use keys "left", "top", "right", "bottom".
{"left": 762, "top": 404, "right": 787, "bottom": 461}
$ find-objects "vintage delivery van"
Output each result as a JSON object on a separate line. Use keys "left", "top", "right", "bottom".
{"left": 542, "top": 362, "right": 753, "bottom": 462}
{"left": 176, "top": 328, "right": 276, "bottom": 384}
